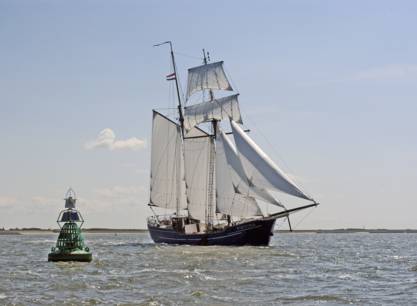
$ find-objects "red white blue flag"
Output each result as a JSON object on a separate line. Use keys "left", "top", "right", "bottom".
{"left": 166, "top": 72, "right": 176, "bottom": 81}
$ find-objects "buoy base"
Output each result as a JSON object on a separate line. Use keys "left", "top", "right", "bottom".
{"left": 48, "top": 251, "right": 92, "bottom": 262}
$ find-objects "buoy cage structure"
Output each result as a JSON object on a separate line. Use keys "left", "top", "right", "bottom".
{"left": 48, "top": 188, "right": 92, "bottom": 262}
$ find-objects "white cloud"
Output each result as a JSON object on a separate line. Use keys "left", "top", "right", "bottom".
{"left": 0, "top": 196, "right": 17, "bottom": 207}
{"left": 93, "top": 185, "right": 145, "bottom": 199}
{"left": 31, "top": 196, "right": 56, "bottom": 207}
{"left": 85, "top": 128, "right": 146, "bottom": 151}
{"left": 75, "top": 185, "right": 147, "bottom": 212}
{"left": 75, "top": 185, "right": 148, "bottom": 228}
{"left": 354, "top": 64, "right": 417, "bottom": 81}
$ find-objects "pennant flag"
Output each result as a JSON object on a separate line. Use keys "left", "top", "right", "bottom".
{"left": 166, "top": 72, "right": 176, "bottom": 81}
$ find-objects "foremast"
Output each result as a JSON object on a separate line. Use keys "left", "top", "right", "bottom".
{"left": 152, "top": 43, "right": 216, "bottom": 224}
{"left": 153, "top": 41, "right": 185, "bottom": 217}
{"left": 154, "top": 41, "right": 185, "bottom": 135}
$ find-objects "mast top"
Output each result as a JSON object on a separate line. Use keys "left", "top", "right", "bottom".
{"left": 202, "top": 49, "right": 215, "bottom": 102}
{"left": 202, "top": 49, "right": 210, "bottom": 64}
{"left": 153, "top": 41, "right": 185, "bottom": 135}
{"left": 153, "top": 41, "right": 173, "bottom": 51}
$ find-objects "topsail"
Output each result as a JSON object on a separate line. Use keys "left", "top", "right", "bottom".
{"left": 186, "top": 61, "right": 233, "bottom": 99}
{"left": 184, "top": 94, "right": 242, "bottom": 131}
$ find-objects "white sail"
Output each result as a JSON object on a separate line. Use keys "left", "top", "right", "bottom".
{"left": 183, "top": 127, "right": 211, "bottom": 221}
{"left": 216, "top": 133, "right": 262, "bottom": 217}
{"left": 150, "top": 111, "right": 187, "bottom": 209}
{"left": 186, "top": 61, "right": 233, "bottom": 99}
{"left": 230, "top": 120, "right": 312, "bottom": 201}
{"left": 184, "top": 94, "right": 242, "bottom": 131}
{"left": 220, "top": 130, "right": 283, "bottom": 207}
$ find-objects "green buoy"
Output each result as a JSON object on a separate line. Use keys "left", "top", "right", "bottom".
{"left": 48, "top": 188, "right": 92, "bottom": 262}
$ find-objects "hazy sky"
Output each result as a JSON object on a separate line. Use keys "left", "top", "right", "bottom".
{"left": 1, "top": 0, "right": 416, "bottom": 229}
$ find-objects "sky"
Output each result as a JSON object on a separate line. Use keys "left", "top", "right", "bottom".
{"left": 0, "top": 0, "right": 416, "bottom": 229}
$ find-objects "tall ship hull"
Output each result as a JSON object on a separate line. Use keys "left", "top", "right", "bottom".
{"left": 147, "top": 42, "right": 318, "bottom": 246}
{"left": 148, "top": 218, "right": 276, "bottom": 246}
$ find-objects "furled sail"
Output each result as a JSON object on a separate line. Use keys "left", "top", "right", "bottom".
{"left": 216, "top": 133, "right": 262, "bottom": 217}
{"left": 186, "top": 61, "right": 233, "bottom": 99}
{"left": 230, "top": 120, "right": 312, "bottom": 201}
{"left": 183, "top": 127, "right": 211, "bottom": 221}
{"left": 219, "top": 130, "right": 283, "bottom": 207}
{"left": 150, "top": 111, "right": 187, "bottom": 209}
{"left": 184, "top": 94, "right": 242, "bottom": 131}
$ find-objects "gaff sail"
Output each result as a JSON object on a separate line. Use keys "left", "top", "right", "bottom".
{"left": 149, "top": 111, "right": 187, "bottom": 209}
{"left": 183, "top": 127, "right": 212, "bottom": 221}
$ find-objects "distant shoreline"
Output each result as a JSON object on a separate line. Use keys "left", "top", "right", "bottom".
{"left": 2, "top": 228, "right": 417, "bottom": 235}
{"left": 0, "top": 228, "right": 148, "bottom": 235}
{"left": 275, "top": 229, "right": 417, "bottom": 233}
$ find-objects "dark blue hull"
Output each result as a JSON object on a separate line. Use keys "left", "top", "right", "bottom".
{"left": 148, "top": 218, "right": 276, "bottom": 246}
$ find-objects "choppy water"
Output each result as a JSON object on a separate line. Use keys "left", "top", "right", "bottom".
{"left": 1, "top": 233, "right": 417, "bottom": 305}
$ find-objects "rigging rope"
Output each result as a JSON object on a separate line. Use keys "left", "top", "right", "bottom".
{"left": 223, "top": 65, "right": 240, "bottom": 94}
{"left": 242, "top": 113, "right": 313, "bottom": 199}
{"left": 292, "top": 206, "right": 316, "bottom": 230}
{"left": 223, "top": 58, "right": 312, "bottom": 198}
{"left": 174, "top": 51, "right": 203, "bottom": 61}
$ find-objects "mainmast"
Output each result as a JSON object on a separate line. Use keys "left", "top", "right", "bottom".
{"left": 203, "top": 49, "right": 216, "bottom": 228}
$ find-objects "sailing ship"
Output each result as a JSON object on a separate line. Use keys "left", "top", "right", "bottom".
{"left": 147, "top": 42, "right": 318, "bottom": 246}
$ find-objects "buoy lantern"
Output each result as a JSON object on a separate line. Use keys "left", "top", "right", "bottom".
{"left": 48, "top": 188, "right": 92, "bottom": 262}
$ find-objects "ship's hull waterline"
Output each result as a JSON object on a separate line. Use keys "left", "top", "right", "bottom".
{"left": 148, "top": 218, "right": 276, "bottom": 246}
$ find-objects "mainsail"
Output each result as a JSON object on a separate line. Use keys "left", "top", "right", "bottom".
{"left": 184, "top": 94, "right": 242, "bottom": 131}
{"left": 186, "top": 61, "right": 233, "bottom": 99}
{"left": 150, "top": 111, "right": 187, "bottom": 209}
{"left": 215, "top": 132, "right": 262, "bottom": 217}
{"left": 230, "top": 120, "right": 312, "bottom": 201}
{"left": 183, "top": 127, "right": 212, "bottom": 221}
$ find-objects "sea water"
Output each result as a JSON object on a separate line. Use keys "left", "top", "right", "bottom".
{"left": 1, "top": 232, "right": 417, "bottom": 305}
